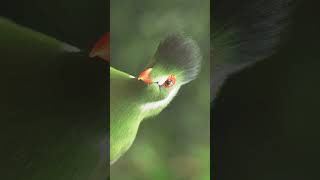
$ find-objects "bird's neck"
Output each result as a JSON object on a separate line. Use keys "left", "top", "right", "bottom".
{"left": 140, "top": 87, "right": 179, "bottom": 119}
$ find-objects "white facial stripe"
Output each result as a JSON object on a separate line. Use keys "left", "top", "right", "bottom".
{"left": 140, "top": 87, "right": 179, "bottom": 113}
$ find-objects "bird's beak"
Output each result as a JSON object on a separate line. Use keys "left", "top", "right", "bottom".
{"left": 138, "top": 68, "right": 153, "bottom": 84}
{"left": 89, "top": 32, "right": 109, "bottom": 63}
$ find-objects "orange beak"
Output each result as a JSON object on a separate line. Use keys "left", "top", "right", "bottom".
{"left": 138, "top": 68, "right": 153, "bottom": 84}
{"left": 89, "top": 32, "right": 109, "bottom": 62}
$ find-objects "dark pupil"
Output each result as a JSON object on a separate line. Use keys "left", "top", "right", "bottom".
{"left": 165, "top": 79, "right": 172, "bottom": 86}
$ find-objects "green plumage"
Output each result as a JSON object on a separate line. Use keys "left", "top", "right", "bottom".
{"left": 110, "top": 34, "right": 201, "bottom": 164}
{"left": 0, "top": 17, "right": 106, "bottom": 180}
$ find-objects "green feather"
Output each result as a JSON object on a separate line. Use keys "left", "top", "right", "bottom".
{"left": 0, "top": 17, "right": 106, "bottom": 180}
{"left": 110, "top": 33, "right": 201, "bottom": 164}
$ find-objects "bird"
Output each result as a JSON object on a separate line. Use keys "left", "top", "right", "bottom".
{"left": 0, "top": 16, "right": 202, "bottom": 179}
{"left": 90, "top": 32, "right": 202, "bottom": 164}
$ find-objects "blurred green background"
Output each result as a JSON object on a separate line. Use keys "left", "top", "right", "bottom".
{"left": 110, "top": 0, "right": 210, "bottom": 180}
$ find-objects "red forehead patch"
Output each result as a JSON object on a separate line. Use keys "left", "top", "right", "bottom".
{"left": 89, "top": 32, "right": 109, "bottom": 62}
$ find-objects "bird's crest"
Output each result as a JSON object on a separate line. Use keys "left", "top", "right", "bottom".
{"left": 151, "top": 33, "right": 202, "bottom": 84}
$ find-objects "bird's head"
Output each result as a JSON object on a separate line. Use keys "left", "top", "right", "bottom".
{"left": 137, "top": 33, "right": 201, "bottom": 114}
{"left": 90, "top": 32, "right": 201, "bottom": 117}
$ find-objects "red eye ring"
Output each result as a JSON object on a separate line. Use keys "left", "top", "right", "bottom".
{"left": 162, "top": 75, "right": 176, "bottom": 88}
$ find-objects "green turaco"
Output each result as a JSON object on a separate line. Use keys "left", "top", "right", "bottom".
{"left": 105, "top": 34, "right": 201, "bottom": 164}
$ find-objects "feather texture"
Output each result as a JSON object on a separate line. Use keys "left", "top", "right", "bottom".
{"left": 211, "top": 0, "right": 295, "bottom": 100}
{"left": 149, "top": 33, "right": 202, "bottom": 84}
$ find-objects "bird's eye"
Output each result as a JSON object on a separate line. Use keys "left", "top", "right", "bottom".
{"left": 162, "top": 75, "right": 176, "bottom": 88}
